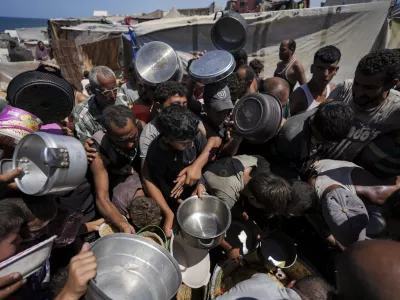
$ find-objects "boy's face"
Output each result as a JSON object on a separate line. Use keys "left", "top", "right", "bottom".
{"left": 0, "top": 229, "right": 21, "bottom": 262}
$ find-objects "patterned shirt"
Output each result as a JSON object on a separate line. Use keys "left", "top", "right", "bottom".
{"left": 73, "top": 92, "right": 130, "bottom": 143}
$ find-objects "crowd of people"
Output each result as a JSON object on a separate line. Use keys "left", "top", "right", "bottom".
{"left": 0, "top": 38, "right": 400, "bottom": 300}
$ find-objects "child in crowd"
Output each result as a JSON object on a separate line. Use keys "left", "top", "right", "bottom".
{"left": 129, "top": 196, "right": 163, "bottom": 229}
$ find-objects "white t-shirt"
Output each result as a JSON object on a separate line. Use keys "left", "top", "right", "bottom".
{"left": 81, "top": 79, "right": 90, "bottom": 96}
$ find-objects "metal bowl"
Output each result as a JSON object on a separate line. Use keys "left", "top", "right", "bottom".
{"left": 177, "top": 195, "right": 231, "bottom": 249}
{"left": 188, "top": 50, "right": 235, "bottom": 85}
{"left": 86, "top": 234, "right": 182, "bottom": 300}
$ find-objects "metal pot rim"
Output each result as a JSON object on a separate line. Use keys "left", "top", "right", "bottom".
{"left": 177, "top": 195, "right": 232, "bottom": 239}
{"left": 88, "top": 234, "right": 182, "bottom": 300}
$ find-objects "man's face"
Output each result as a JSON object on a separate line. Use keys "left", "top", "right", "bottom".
{"left": 0, "top": 230, "right": 21, "bottom": 262}
{"left": 39, "top": 42, "right": 45, "bottom": 50}
{"left": 109, "top": 119, "right": 139, "bottom": 151}
{"left": 163, "top": 95, "right": 187, "bottom": 108}
{"left": 95, "top": 73, "right": 118, "bottom": 108}
{"left": 279, "top": 41, "right": 292, "bottom": 61}
{"left": 352, "top": 70, "right": 393, "bottom": 110}
{"left": 311, "top": 58, "right": 339, "bottom": 87}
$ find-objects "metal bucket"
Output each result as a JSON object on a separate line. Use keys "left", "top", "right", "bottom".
{"left": 211, "top": 11, "right": 247, "bottom": 53}
{"left": 86, "top": 234, "right": 182, "bottom": 300}
{"left": 177, "top": 195, "right": 231, "bottom": 250}
{"left": 135, "top": 41, "right": 183, "bottom": 86}
{"left": 11, "top": 132, "right": 87, "bottom": 196}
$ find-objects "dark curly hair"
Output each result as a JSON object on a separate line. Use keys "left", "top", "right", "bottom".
{"left": 314, "top": 45, "right": 341, "bottom": 64}
{"left": 129, "top": 196, "right": 162, "bottom": 228}
{"left": 227, "top": 72, "right": 247, "bottom": 102}
{"left": 157, "top": 104, "right": 199, "bottom": 141}
{"left": 247, "top": 173, "right": 291, "bottom": 216}
{"left": 357, "top": 49, "right": 400, "bottom": 83}
{"left": 102, "top": 105, "right": 136, "bottom": 132}
{"left": 249, "top": 59, "right": 264, "bottom": 75}
{"left": 286, "top": 180, "right": 317, "bottom": 216}
{"left": 154, "top": 81, "right": 188, "bottom": 104}
{"left": 313, "top": 101, "right": 354, "bottom": 142}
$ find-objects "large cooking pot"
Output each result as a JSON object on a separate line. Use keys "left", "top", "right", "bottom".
{"left": 258, "top": 232, "right": 297, "bottom": 269}
{"left": 211, "top": 11, "right": 247, "bottom": 53}
{"left": 177, "top": 195, "right": 231, "bottom": 250}
{"left": 85, "top": 234, "right": 181, "bottom": 300}
{"left": 135, "top": 41, "right": 183, "bottom": 86}
{"left": 233, "top": 92, "right": 282, "bottom": 144}
{"left": 10, "top": 132, "right": 87, "bottom": 196}
{"left": 7, "top": 64, "right": 74, "bottom": 124}
{"left": 188, "top": 50, "right": 235, "bottom": 85}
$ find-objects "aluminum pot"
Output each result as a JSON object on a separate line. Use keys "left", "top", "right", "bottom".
{"left": 85, "top": 234, "right": 182, "bottom": 300}
{"left": 177, "top": 195, "right": 231, "bottom": 250}
{"left": 211, "top": 11, "right": 247, "bottom": 53}
{"left": 12, "top": 132, "right": 87, "bottom": 196}
{"left": 233, "top": 92, "right": 283, "bottom": 144}
{"left": 258, "top": 232, "right": 297, "bottom": 269}
{"left": 135, "top": 41, "right": 183, "bottom": 86}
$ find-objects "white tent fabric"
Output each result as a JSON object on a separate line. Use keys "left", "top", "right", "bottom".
{"left": 133, "top": 2, "right": 391, "bottom": 85}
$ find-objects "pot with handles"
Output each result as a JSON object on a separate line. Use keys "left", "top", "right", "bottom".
{"left": 8, "top": 132, "right": 87, "bottom": 196}
{"left": 233, "top": 92, "right": 283, "bottom": 144}
{"left": 135, "top": 41, "right": 183, "bottom": 86}
{"left": 177, "top": 195, "right": 231, "bottom": 250}
{"left": 211, "top": 10, "right": 248, "bottom": 53}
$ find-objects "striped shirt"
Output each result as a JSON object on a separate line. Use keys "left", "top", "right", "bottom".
{"left": 73, "top": 92, "right": 130, "bottom": 143}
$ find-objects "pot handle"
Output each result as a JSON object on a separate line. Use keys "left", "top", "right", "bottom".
{"left": 36, "top": 64, "right": 62, "bottom": 77}
{"left": 213, "top": 10, "right": 224, "bottom": 21}
{"left": 198, "top": 238, "right": 214, "bottom": 248}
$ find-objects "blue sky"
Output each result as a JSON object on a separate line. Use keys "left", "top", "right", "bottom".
{"left": 2, "top": 0, "right": 321, "bottom": 19}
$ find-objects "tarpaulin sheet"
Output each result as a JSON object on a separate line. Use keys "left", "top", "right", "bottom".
{"left": 16, "top": 27, "right": 48, "bottom": 42}
{"left": 132, "top": 2, "right": 391, "bottom": 85}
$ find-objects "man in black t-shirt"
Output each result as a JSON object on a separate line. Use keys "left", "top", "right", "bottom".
{"left": 143, "top": 105, "right": 207, "bottom": 237}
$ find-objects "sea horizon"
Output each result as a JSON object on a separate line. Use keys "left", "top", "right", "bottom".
{"left": 0, "top": 16, "right": 48, "bottom": 32}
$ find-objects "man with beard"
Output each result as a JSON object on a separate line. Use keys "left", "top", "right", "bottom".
{"left": 326, "top": 49, "right": 400, "bottom": 162}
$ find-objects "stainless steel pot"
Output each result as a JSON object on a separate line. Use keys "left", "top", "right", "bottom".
{"left": 177, "top": 195, "right": 231, "bottom": 250}
{"left": 11, "top": 132, "right": 87, "bottom": 196}
{"left": 211, "top": 11, "right": 248, "bottom": 53}
{"left": 85, "top": 234, "right": 182, "bottom": 300}
{"left": 188, "top": 50, "right": 235, "bottom": 85}
{"left": 135, "top": 41, "right": 183, "bottom": 86}
{"left": 233, "top": 92, "right": 283, "bottom": 144}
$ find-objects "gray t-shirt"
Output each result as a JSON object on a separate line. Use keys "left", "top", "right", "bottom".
{"left": 326, "top": 79, "right": 400, "bottom": 161}
{"left": 200, "top": 155, "right": 259, "bottom": 209}
{"left": 217, "top": 273, "right": 301, "bottom": 300}
{"left": 140, "top": 118, "right": 159, "bottom": 159}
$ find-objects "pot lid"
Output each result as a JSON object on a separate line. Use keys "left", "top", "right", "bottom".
{"left": 135, "top": 41, "right": 179, "bottom": 85}
{"left": 170, "top": 233, "right": 210, "bottom": 289}
{"left": 189, "top": 50, "right": 235, "bottom": 85}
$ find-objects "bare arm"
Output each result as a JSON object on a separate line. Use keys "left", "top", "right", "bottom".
{"left": 293, "top": 62, "right": 307, "bottom": 85}
{"left": 352, "top": 168, "right": 400, "bottom": 206}
{"left": 289, "top": 87, "right": 308, "bottom": 116}
{"left": 90, "top": 153, "right": 134, "bottom": 233}
{"left": 142, "top": 161, "right": 175, "bottom": 237}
